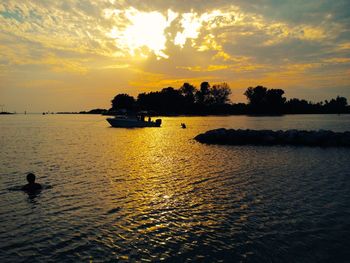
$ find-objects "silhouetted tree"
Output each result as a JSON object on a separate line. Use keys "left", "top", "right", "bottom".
{"left": 160, "top": 87, "right": 186, "bottom": 113}
{"left": 108, "top": 83, "right": 348, "bottom": 116}
{"left": 179, "top": 82, "right": 197, "bottom": 104}
{"left": 137, "top": 87, "right": 186, "bottom": 114}
{"left": 196, "top": 81, "right": 211, "bottom": 104}
{"left": 244, "top": 86, "right": 286, "bottom": 114}
{"left": 244, "top": 86, "right": 267, "bottom": 107}
{"left": 210, "top": 83, "right": 232, "bottom": 105}
{"left": 244, "top": 86, "right": 267, "bottom": 113}
{"left": 266, "top": 89, "right": 286, "bottom": 113}
{"left": 324, "top": 96, "right": 348, "bottom": 113}
{"left": 195, "top": 82, "right": 232, "bottom": 106}
{"left": 111, "top": 94, "right": 135, "bottom": 111}
{"left": 200, "top": 81, "right": 210, "bottom": 93}
{"left": 285, "top": 98, "right": 312, "bottom": 113}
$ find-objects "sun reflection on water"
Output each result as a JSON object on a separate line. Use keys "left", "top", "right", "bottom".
{"left": 1, "top": 115, "right": 350, "bottom": 261}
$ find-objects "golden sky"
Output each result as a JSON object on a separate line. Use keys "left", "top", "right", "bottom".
{"left": 1, "top": 0, "right": 349, "bottom": 112}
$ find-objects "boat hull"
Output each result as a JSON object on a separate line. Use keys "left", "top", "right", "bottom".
{"left": 107, "top": 118, "right": 161, "bottom": 128}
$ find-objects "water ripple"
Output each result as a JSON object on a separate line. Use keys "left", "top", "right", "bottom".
{"left": 1, "top": 115, "right": 350, "bottom": 262}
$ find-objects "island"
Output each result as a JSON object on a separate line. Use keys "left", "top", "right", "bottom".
{"left": 57, "top": 82, "right": 348, "bottom": 117}
{"left": 105, "top": 82, "right": 349, "bottom": 116}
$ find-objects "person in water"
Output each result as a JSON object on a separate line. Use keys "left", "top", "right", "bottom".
{"left": 22, "top": 173, "right": 42, "bottom": 192}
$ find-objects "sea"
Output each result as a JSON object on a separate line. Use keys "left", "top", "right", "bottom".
{"left": 1, "top": 114, "right": 350, "bottom": 262}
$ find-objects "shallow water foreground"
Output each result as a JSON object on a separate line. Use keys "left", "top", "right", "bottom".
{"left": 1, "top": 114, "right": 350, "bottom": 262}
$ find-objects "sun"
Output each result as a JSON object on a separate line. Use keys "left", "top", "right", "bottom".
{"left": 109, "top": 8, "right": 177, "bottom": 59}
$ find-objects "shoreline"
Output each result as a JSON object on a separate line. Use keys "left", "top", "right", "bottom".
{"left": 2, "top": 112, "right": 350, "bottom": 117}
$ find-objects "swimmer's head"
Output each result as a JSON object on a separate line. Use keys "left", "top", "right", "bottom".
{"left": 26, "top": 173, "right": 36, "bottom": 184}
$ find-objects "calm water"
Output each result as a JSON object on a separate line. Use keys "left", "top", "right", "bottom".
{"left": 1, "top": 114, "right": 350, "bottom": 262}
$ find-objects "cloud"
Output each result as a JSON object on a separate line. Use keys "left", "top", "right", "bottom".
{"left": 0, "top": 0, "right": 349, "bottom": 111}
{"left": 107, "top": 8, "right": 178, "bottom": 59}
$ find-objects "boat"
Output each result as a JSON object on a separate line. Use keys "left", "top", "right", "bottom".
{"left": 106, "top": 115, "right": 162, "bottom": 128}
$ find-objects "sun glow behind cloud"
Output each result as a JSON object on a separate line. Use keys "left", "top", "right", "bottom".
{"left": 106, "top": 8, "right": 243, "bottom": 58}
{"left": 174, "top": 12, "right": 202, "bottom": 48}
{"left": 1, "top": 0, "right": 349, "bottom": 111}
{"left": 108, "top": 8, "right": 178, "bottom": 59}
{"left": 106, "top": 8, "right": 244, "bottom": 58}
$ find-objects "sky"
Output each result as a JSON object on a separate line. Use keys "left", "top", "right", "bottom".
{"left": 0, "top": 0, "right": 349, "bottom": 112}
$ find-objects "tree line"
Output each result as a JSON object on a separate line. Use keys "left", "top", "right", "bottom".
{"left": 106, "top": 82, "right": 349, "bottom": 115}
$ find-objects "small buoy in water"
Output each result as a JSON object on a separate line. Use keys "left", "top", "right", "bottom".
{"left": 181, "top": 123, "right": 186, "bottom": 129}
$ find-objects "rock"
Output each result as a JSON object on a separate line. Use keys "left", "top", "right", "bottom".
{"left": 194, "top": 128, "right": 350, "bottom": 147}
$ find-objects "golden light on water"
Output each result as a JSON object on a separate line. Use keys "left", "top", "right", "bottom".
{"left": 0, "top": 107, "right": 349, "bottom": 261}
{"left": 102, "top": 118, "right": 242, "bottom": 238}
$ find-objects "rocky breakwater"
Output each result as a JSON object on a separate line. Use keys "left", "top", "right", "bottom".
{"left": 195, "top": 128, "right": 350, "bottom": 147}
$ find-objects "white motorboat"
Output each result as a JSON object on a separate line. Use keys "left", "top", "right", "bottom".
{"left": 106, "top": 115, "right": 162, "bottom": 128}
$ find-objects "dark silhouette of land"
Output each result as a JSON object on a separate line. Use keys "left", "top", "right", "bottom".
{"left": 56, "top": 109, "right": 108, "bottom": 114}
{"left": 107, "top": 82, "right": 349, "bottom": 116}
{"left": 2, "top": 83, "right": 348, "bottom": 116}
{"left": 195, "top": 128, "right": 350, "bottom": 147}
